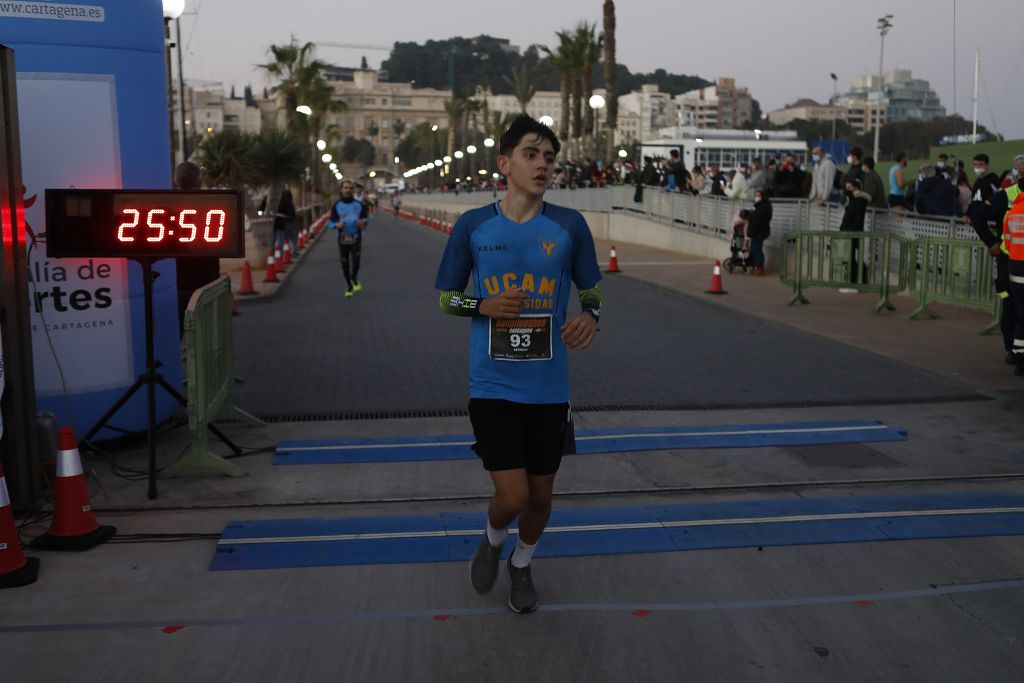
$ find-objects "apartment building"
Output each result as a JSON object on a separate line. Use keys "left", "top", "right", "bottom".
{"left": 675, "top": 78, "right": 754, "bottom": 129}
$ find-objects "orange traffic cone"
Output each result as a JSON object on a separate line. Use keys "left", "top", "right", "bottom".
{"left": 31, "top": 427, "right": 116, "bottom": 550}
{"left": 264, "top": 254, "right": 279, "bottom": 283}
{"left": 606, "top": 245, "right": 621, "bottom": 273}
{"left": 298, "top": 231, "right": 306, "bottom": 251}
{"left": 0, "top": 460, "right": 39, "bottom": 588}
{"left": 705, "top": 260, "right": 728, "bottom": 295}
{"left": 239, "top": 261, "right": 257, "bottom": 295}
{"left": 282, "top": 242, "right": 293, "bottom": 266}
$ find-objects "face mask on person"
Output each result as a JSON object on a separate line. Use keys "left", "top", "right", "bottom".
{"left": 812, "top": 154, "right": 821, "bottom": 163}
{"left": 936, "top": 162, "right": 945, "bottom": 169}
{"left": 847, "top": 155, "right": 853, "bottom": 164}
{"left": 799, "top": 164, "right": 807, "bottom": 172}
{"left": 1012, "top": 168, "right": 1021, "bottom": 179}
{"left": 754, "top": 195, "right": 762, "bottom": 204}
{"left": 972, "top": 166, "right": 985, "bottom": 176}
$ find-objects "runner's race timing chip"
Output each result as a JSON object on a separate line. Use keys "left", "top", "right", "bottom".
{"left": 44, "top": 189, "right": 245, "bottom": 259}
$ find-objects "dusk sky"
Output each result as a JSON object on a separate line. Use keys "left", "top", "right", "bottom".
{"left": 178, "top": 0, "right": 1024, "bottom": 141}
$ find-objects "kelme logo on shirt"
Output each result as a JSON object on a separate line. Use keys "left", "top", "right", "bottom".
{"left": 538, "top": 238, "right": 558, "bottom": 257}
{"left": 477, "top": 244, "right": 508, "bottom": 253}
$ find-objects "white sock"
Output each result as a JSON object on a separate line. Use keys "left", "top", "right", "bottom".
{"left": 486, "top": 521, "right": 507, "bottom": 548}
{"left": 510, "top": 538, "right": 537, "bottom": 568}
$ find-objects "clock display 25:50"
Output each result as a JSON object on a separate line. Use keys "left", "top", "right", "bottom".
{"left": 116, "top": 208, "right": 227, "bottom": 243}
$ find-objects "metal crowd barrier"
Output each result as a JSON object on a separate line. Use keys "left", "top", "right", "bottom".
{"left": 905, "top": 238, "right": 1001, "bottom": 334}
{"left": 161, "top": 276, "right": 264, "bottom": 479}
{"left": 780, "top": 231, "right": 909, "bottom": 313}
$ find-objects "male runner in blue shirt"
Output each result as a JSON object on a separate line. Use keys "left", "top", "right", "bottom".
{"left": 435, "top": 115, "right": 602, "bottom": 613}
{"left": 329, "top": 179, "right": 369, "bottom": 297}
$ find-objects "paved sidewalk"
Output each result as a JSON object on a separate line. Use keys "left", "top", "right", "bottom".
{"left": 592, "top": 237, "right": 1020, "bottom": 395}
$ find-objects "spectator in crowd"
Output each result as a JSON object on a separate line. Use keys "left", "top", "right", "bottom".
{"left": 914, "top": 164, "right": 959, "bottom": 216}
{"left": 746, "top": 190, "right": 772, "bottom": 276}
{"left": 844, "top": 147, "right": 865, "bottom": 189}
{"left": 888, "top": 152, "right": 909, "bottom": 210}
{"left": 999, "top": 154, "right": 1024, "bottom": 189}
{"left": 708, "top": 165, "right": 728, "bottom": 196}
{"left": 690, "top": 165, "right": 707, "bottom": 195}
{"left": 773, "top": 154, "right": 805, "bottom": 198}
{"left": 969, "top": 153, "right": 1001, "bottom": 204}
{"left": 641, "top": 156, "right": 661, "bottom": 186}
{"left": 764, "top": 158, "right": 778, "bottom": 196}
{"left": 726, "top": 163, "right": 750, "bottom": 199}
{"left": 839, "top": 178, "right": 872, "bottom": 291}
{"left": 748, "top": 159, "right": 767, "bottom": 197}
{"left": 552, "top": 165, "right": 567, "bottom": 189}
{"left": 273, "top": 188, "right": 297, "bottom": 255}
{"left": 808, "top": 146, "right": 836, "bottom": 205}
{"left": 662, "top": 158, "right": 678, "bottom": 191}
{"left": 935, "top": 153, "right": 951, "bottom": 180}
{"left": 667, "top": 149, "right": 690, "bottom": 192}
{"left": 956, "top": 171, "right": 973, "bottom": 215}
{"left": 861, "top": 158, "right": 889, "bottom": 210}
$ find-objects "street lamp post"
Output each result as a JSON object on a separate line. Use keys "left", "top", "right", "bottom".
{"left": 829, "top": 72, "right": 838, "bottom": 156}
{"left": 588, "top": 95, "right": 606, "bottom": 161}
{"left": 873, "top": 15, "right": 894, "bottom": 163}
{"left": 161, "top": 0, "right": 185, "bottom": 172}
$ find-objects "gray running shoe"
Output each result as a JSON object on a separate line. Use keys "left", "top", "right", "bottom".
{"left": 507, "top": 557, "right": 539, "bottom": 613}
{"left": 470, "top": 535, "right": 502, "bottom": 594}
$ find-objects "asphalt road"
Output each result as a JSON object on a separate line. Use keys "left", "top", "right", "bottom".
{"left": 232, "top": 212, "right": 976, "bottom": 418}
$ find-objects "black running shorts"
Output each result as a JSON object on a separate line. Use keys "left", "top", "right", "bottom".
{"left": 468, "top": 399, "right": 570, "bottom": 476}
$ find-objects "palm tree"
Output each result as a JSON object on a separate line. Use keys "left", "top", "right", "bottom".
{"left": 542, "top": 30, "right": 576, "bottom": 159}
{"left": 504, "top": 63, "right": 538, "bottom": 114}
{"left": 603, "top": 1, "right": 618, "bottom": 167}
{"left": 464, "top": 99, "right": 482, "bottom": 140}
{"left": 576, "top": 23, "right": 602, "bottom": 158}
{"left": 256, "top": 37, "right": 328, "bottom": 132}
{"left": 443, "top": 98, "right": 465, "bottom": 159}
{"left": 194, "top": 129, "right": 258, "bottom": 190}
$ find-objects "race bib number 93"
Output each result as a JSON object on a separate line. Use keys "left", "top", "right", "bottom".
{"left": 488, "top": 315, "right": 553, "bottom": 361}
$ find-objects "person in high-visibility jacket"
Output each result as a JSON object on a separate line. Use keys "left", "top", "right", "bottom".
{"left": 970, "top": 174, "right": 1024, "bottom": 375}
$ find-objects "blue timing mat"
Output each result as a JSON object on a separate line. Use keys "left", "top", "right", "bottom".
{"left": 274, "top": 420, "right": 907, "bottom": 465}
{"left": 210, "top": 492, "right": 1024, "bottom": 572}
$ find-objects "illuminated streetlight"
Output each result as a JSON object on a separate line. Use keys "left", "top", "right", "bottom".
{"left": 539, "top": 116, "right": 554, "bottom": 127}
{"left": 296, "top": 105, "right": 312, "bottom": 116}
{"left": 316, "top": 139, "right": 327, "bottom": 151}
{"left": 369, "top": 171, "right": 377, "bottom": 178}
{"left": 492, "top": 172, "right": 500, "bottom": 179}
{"left": 434, "top": 161, "right": 442, "bottom": 167}
{"left": 454, "top": 150, "right": 464, "bottom": 159}
{"left": 588, "top": 94, "right": 606, "bottom": 110}
{"left": 466, "top": 145, "right": 477, "bottom": 154}
{"left": 483, "top": 137, "right": 495, "bottom": 148}
{"left": 695, "top": 138, "right": 704, "bottom": 144}
{"left": 394, "top": 156, "right": 400, "bottom": 164}
{"left": 431, "top": 124, "right": 439, "bottom": 132}
{"left": 443, "top": 155, "right": 453, "bottom": 164}
{"left": 161, "top": 0, "right": 184, "bottom": 19}
{"left": 618, "top": 149, "right": 628, "bottom": 158}
{"left": 321, "top": 153, "right": 332, "bottom": 163}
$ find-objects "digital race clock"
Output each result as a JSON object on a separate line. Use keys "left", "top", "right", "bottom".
{"left": 44, "top": 189, "right": 245, "bottom": 259}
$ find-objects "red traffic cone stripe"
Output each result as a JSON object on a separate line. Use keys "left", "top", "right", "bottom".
{"left": 282, "top": 242, "right": 293, "bottom": 266}
{"left": 705, "top": 260, "right": 728, "bottom": 295}
{"left": 264, "top": 254, "right": 279, "bottom": 283}
{"left": 1, "top": 462, "right": 40, "bottom": 588}
{"left": 606, "top": 245, "right": 621, "bottom": 273}
{"left": 30, "top": 426, "right": 115, "bottom": 550}
{"left": 239, "top": 261, "right": 257, "bottom": 295}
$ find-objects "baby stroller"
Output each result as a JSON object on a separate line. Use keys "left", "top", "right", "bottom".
{"left": 723, "top": 211, "right": 753, "bottom": 274}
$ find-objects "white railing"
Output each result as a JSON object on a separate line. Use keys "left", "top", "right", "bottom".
{"left": 403, "top": 187, "right": 975, "bottom": 245}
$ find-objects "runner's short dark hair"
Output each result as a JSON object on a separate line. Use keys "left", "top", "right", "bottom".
{"left": 500, "top": 114, "right": 561, "bottom": 157}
